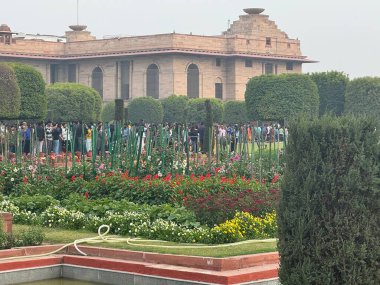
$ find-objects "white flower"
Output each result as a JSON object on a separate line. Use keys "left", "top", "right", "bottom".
{"left": 13, "top": 168, "right": 18, "bottom": 173}
{"left": 10, "top": 178, "right": 14, "bottom": 182}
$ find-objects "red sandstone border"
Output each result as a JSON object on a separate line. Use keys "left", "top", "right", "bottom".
{"left": 0, "top": 245, "right": 278, "bottom": 271}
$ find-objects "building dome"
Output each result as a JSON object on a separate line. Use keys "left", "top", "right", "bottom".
{"left": 0, "top": 24, "right": 12, "bottom": 33}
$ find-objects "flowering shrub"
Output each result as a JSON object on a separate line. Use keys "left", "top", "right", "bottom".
{"left": 211, "top": 211, "right": 277, "bottom": 243}
{"left": 0, "top": 199, "right": 38, "bottom": 224}
{"left": 40, "top": 206, "right": 86, "bottom": 229}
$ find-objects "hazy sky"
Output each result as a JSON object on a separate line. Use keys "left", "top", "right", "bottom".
{"left": 2, "top": 0, "right": 378, "bottom": 79}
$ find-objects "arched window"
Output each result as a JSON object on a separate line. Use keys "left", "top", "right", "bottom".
{"left": 215, "top": 77, "right": 223, "bottom": 99}
{"left": 92, "top": 67, "right": 103, "bottom": 98}
{"left": 146, "top": 64, "right": 159, "bottom": 99}
{"left": 187, "top": 64, "right": 199, "bottom": 98}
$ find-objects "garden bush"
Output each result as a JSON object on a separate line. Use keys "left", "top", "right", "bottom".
{"left": 245, "top": 74, "right": 319, "bottom": 121}
{"left": 46, "top": 83, "right": 102, "bottom": 122}
{"left": 128, "top": 97, "right": 163, "bottom": 124}
{"left": 161, "top": 95, "right": 188, "bottom": 123}
{"left": 100, "top": 101, "right": 115, "bottom": 122}
{"left": 186, "top": 98, "right": 223, "bottom": 123}
{"left": 8, "top": 62, "right": 47, "bottom": 119}
{"left": 223, "top": 101, "right": 248, "bottom": 124}
{"left": 278, "top": 115, "right": 380, "bottom": 285}
{"left": 309, "top": 71, "right": 348, "bottom": 116}
{"left": 0, "top": 227, "right": 44, "bottom": 249}
{"left": 0, "top": 62, "right": 20, "bottom": 119}
{"left": 345, "top": 77, "right": 380, "bottom": 121}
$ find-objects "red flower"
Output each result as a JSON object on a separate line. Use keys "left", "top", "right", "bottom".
{"left": 85, "top": 191, "right": 89, "bottom": 200}
{"left": 271, "top": 174, "right": 280, "bottom": 184}
{"left": 71, "top": 175, "right": 76, "bottom": 182}
{"left": 23, "top": 176, "right": 28, "bottom": 183}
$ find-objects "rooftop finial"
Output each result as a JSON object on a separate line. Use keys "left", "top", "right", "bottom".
{"left": 243, "top": 8, "right": 265, "bottom": 15}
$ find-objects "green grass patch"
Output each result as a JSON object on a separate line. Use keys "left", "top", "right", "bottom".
{"left": 13, "top": 224, "right": 277, "bottom": 257}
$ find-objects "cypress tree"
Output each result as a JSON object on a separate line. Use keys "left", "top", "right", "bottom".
{"left": 202, "top": 99, "right": 213, "bottom": 154}
{"left": 278, "top": 115, "right": 379, "bottom": 285}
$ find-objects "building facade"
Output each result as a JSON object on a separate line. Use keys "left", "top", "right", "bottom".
{"left": 0, "top": 8, "right": 314, "bottom": 102}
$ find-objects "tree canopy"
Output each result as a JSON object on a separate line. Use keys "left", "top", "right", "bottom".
{"left": 128, "top": 97, "right": 163, "bottom": 124}
{"left": 46, "top": 83, "right": 102, "bottom": 122}
{"left": 9, "top": 63, "right": 47, "bottom": 120}
{"left": 309, "top": 71, "right": 348, "bottom": 116}
{"left": 0, "top": 63, "right": 21, "bottom": 120}
{"left": 245, "top": 74, "right": 319, "bottom": 121}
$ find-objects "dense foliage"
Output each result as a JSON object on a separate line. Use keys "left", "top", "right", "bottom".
{"left": 128, "top": 97, "right": 164, "bottom": 124}
{"left": 0, "top": 62, "right": 21, "bottom": 119}
{"left": 186, "top": 98, "right": 223, "bottom": 123}
{"left": 8, "top": 63, "right": 47, "bottom": 119}
{"left": 223, "top": 101, "right": 248, "bottom": 124}
{"left": 278, "top": 116, "right": 380, "bottom": 285}
{"left": 161, "top": 95, "right": 188, "bottom": 123}
{"left": 309, "top": 71, "right": 348, "bottom": 116}
{"left": 100, "top": 101, "right": 115, "bottom": 122}
{"left": 245, "top": 74, "right": 319, "bottom": 121}
{"left": 46, "top": 83, "right": 102, "bottom": 122}
{"left": 345, "top": 77, "right": 380, "bottom": 121}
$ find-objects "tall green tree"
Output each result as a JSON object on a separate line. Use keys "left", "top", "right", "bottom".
{"left": 46, "top": 83, "right": 102, "bottom": 122}
{"left": 310, "top": 71, "right": 349, "bottom": 116}
{"left": 128, "top": 97, "right": 163, "bottom": 124}
{"left": 278, "top": 115, "right": 380, "bottom": 285}
{"left": 0, "top": 63, "right": 20, "bottom": 119}
{"left": 245, "top": 74, "right": 319, "bottom": 121}
{"left": 8, "top": 63, "right": 47, "bottom": 120}
{"left": 345, "top": 77, "right": 380, "bottom": 121}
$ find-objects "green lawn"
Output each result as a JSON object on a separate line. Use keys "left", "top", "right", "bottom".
{"left": 13, "top": 224, "right": 277, "bottom": 258}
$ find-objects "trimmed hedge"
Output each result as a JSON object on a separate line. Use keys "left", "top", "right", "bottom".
{"left": 223, "top": 101, "right": 248, "bottom": 124}
{"left": 186, "top": 98, "right": 223, "bottom": 123}
{"left": 245, "top": 74, "right": 319, "bottom": 121}
{"left": 128, "top": 97, "right": 163, "bottom": 124}
{"left": 46, "top": 83, "right": 102, "bottom": 122}
{"left": 8, "top": 63, "right": 47, "bottom": 120}
{"left": 278, "top": 116, "right": 380, "bottom": 285}
{"left": 161, "top": 95, "right": 188, "bottom": 123}
{"left": 0, "top": 63, "right": 21, "bottom": 119}
{"left": 100, "top": 101, "right": 115, "bottom": 122}
{"left": 310, "top": 71, "right": 348, "bottom": 116}
{"left": 345, "top": 77, "right": 380, "bottom": 121}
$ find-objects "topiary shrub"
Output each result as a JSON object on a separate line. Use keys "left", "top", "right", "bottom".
{"left": 223, "top": 101, "right": 248, "bottom": 124}
{"left": 161, "top": 94, "right": 188, "bottom": 123}
{"left": 278, "top": 115, "right": 380, "bottom": 285}
{"left": 8, "top": 63, "right": 47, "bottom": 120}
{"left": 0, "top": 62, "right": 21, "bottom": 119}
{"left": 245, "top": 74, "right": 319, "bottom": 121}
{"left": 100, "top": 101, "right": 115, "bottom": 122}
{"left": 309, "top": 71, "right": 348, "bottom": 116}
{"left": 46, "top": 83, "right": 102, "bottom": 122}
{"left": 128, "top": 97, "right": 163, "bottom": 124}
{"left": 186, "top": 98, "right": 223, "bottom": 123}
{"left": 345, "top": 77, "right": 380, "bottom": 121}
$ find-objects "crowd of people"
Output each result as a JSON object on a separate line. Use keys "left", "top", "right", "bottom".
{"left": 0, "top": 120, "right": 288, "bottom": 157}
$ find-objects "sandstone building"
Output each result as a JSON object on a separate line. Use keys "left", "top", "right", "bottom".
{"left": 0, "top": 8, "right": 314, "bottom": 102}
